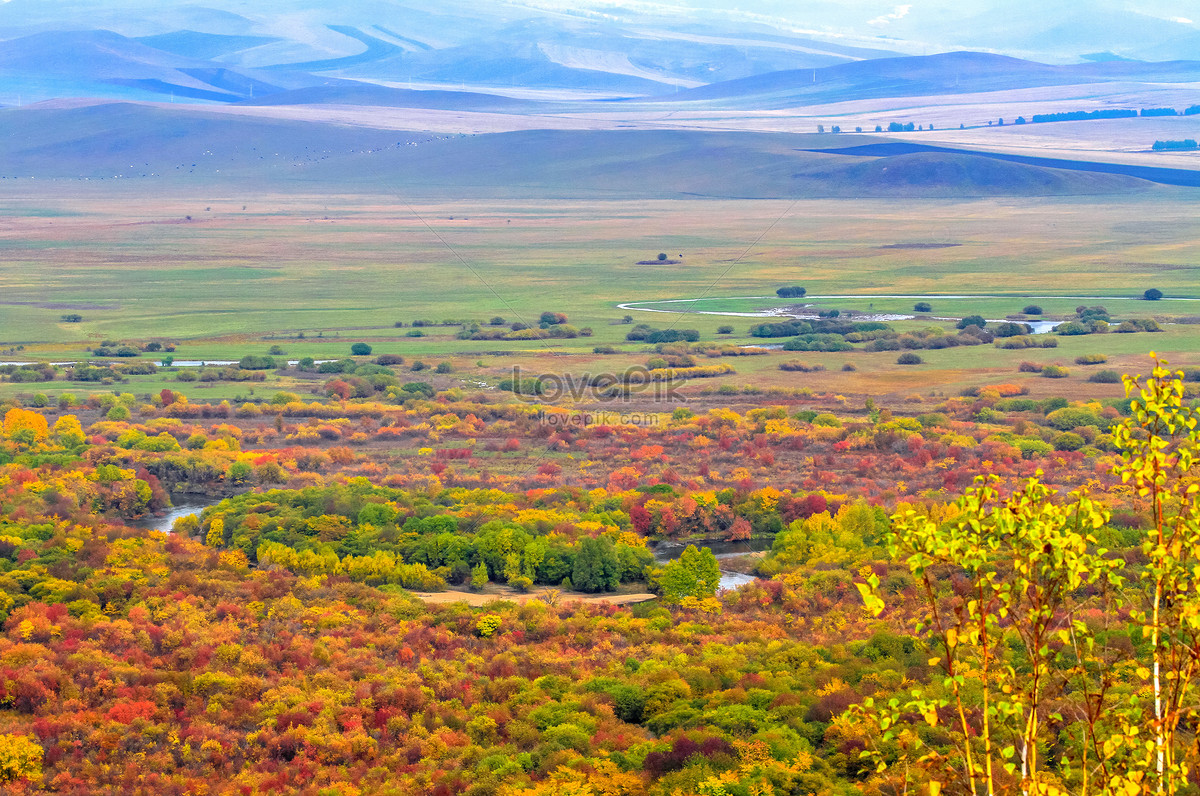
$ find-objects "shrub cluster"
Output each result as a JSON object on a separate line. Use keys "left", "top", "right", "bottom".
{"left": 996, "top": 336, "right": 1058, "bottom": 349}
{"left": 626, "top": 325, "right": 699, "bottom": 343}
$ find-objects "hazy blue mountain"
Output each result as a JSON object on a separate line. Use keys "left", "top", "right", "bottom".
{"left": 654, "top": 51, "right": 1200, "bottom": 108}
{"left": 1, "top": 0, "right": 1196, "bottom": 70}
{"left": 0, "top": 0, "right": 902, "bottom": 101}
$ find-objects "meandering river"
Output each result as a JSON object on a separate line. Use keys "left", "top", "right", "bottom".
{"left": 617, "top": 293, "right": 1198, "bottom": 333}
{"left": 132, "top": 500, "right": 213, "bottom": 534}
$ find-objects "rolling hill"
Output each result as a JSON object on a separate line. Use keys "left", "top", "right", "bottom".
{"left": 0, "top": 105, "right": 1165, "bottom": 199}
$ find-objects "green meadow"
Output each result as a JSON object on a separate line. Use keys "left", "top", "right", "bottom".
{"left": 2, "top": 188, "right": 1197, "bottom": 401}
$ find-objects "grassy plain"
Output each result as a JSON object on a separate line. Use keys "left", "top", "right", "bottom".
{"left": 1, "top": 185, "right": 1198, "bottom": 402}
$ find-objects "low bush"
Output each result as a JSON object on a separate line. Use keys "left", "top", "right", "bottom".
{"left": 779, "top": 361, "right": 826, "bottom": 372}
{"left": 996, "top": 336, "right": 1058, "bottom": 350}
{"left": 1088, "top": 370, "right": 1121, "bottom": 384}
{"left": 1053, "top": 431, "right": 1086, "bottom": 451}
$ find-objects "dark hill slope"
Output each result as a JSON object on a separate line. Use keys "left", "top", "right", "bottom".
{"left": 0, "top": 103, "right": 417, "bottom": 178}
{"left": 236, "top": 127, "right": 1160, "bottom": 199}
{"left": 789, "top": 151, "right": 1148, "bottom": 197}
{"left": 805, "top": 143, "right": 1200, "bottom": 188}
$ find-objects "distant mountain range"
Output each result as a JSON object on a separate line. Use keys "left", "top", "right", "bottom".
{"left": 2, "top": 22, "right": 1198, "bottom": 114}
{"left": 656, "top": 51, "right": 1200, "bottom": 108}
{"left": 0, "top": 0, "right": 903, "bottom": 105}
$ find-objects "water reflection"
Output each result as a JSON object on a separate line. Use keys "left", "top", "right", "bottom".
{"left": 131, "top": 501, "right": 213, "bottom": 535}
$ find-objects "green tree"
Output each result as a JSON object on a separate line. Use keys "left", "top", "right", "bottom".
{"left": 351, "top": 342, "right": 372, "bottom": 356}
{"left": 572, "top": 537, "right": 620, "bottom": 592}
{"left": 1144, "top": 288, "right": 1163, "bottom": 301}
{"left": 238, "top": 354, "right": 276, "bottom": 370}
{"left": 657, "top": 545, "right": 721, "bottom": 604}
{"left": 470, "top": 562, "right": 489, "bottom": 591}
{"left": 227, "top": 461, "right": 252, "bottom": 484}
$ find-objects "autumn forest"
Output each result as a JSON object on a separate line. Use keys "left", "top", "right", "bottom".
{"left": 0, "top": 348, "right": 1196, "bottom": 795}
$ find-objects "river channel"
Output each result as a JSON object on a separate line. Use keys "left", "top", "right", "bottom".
{"left": 131, "top": 500, "right": 213, "bottom": 534}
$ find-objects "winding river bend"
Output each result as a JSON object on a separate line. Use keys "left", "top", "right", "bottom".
{"left": 616, "top": 293, "right": 1200, "bottom": 337}
{"left": 131, "top": 501, "right": 213, "bottom": 534}
{"left": 617, "top": 293, "right": 1199, "bottom": 328}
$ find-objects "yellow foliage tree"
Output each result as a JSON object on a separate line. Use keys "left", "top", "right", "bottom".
{"left": 52, "top": 414, "right": 86, "bottom": 448}
{"left": 505, "top": 761, "right": 644, "bottom": 796}
{"left": 3, "top": 408, "right": 49, "bottom": 446}
{"left": 0, "top": 733, "right": 43, "bottom": 782}
{"left": 205, "top": 517, "right": 226, "bottom": 547}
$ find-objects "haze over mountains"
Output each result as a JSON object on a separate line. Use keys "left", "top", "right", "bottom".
{"left": 0, "top": 0, "right": 1197, "bottom": 198}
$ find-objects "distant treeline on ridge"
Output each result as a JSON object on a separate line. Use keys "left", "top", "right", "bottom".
{"left": 1031, "top": 107, "right": 1199, "bottom": 123}
{"left": 1152, "top": 139, "right": 1198, "bottom": 151}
